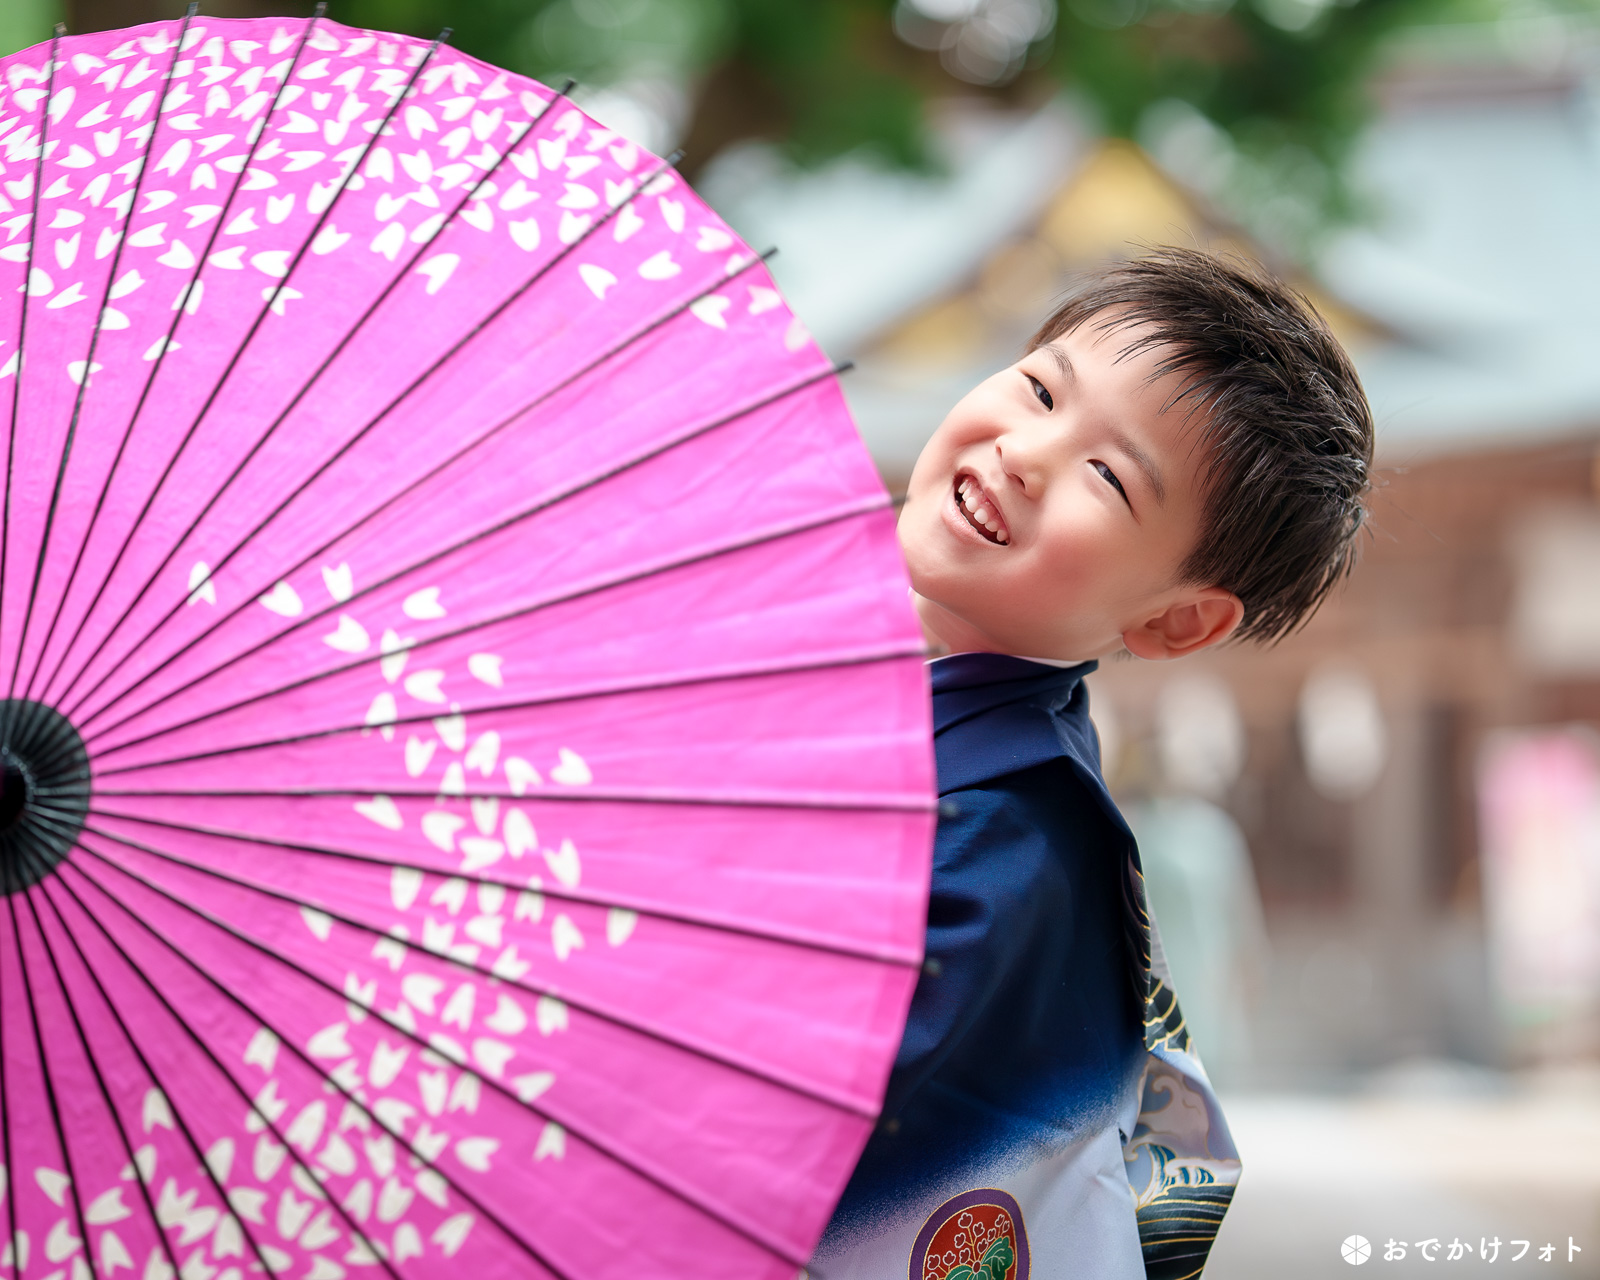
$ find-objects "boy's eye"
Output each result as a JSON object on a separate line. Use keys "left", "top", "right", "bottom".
{"left": 1026, "top": 374, "right": 1053, "bottom": 410}
{"left": 1094, "top": 460, "right": 1129, "bottom": 504}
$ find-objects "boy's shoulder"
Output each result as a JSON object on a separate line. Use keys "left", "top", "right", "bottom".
{"left": 928, "top": 651, "right": 1144, "bottom": 1031}
{"left": 928, "top": 650, "right": 1149, "bottom": 1043}
{"left": 932, "top": 757, "right": 1127, "bottom": 916}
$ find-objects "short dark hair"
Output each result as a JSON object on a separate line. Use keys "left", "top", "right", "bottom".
{"left": 1030, "top": 247, "right": 1373, "bottom": 645}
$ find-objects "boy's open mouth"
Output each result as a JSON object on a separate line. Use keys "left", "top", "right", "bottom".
{"left": 954, "top": 475, "right": 1008, "bottom": 544}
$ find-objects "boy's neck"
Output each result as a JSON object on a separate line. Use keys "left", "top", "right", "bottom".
{"left": 913, "top": 593, "right": 999, "bottom": 657}
{"left": 913, "top": 592, "right": 1096, "bottom": 665}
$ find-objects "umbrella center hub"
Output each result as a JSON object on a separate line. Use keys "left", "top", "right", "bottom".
{"left": 0, "top": 756, "right": 30, "bottom": 832}
{"left": 0, "top": 700, "right": 90, "bottom": 893}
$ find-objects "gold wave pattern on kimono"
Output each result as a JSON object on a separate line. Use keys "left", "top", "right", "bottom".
{"left": 1123, "top": 857, "right": 1243, "bottom": 1279}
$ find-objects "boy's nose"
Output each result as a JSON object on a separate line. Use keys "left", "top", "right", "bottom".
{"left": 995, "top": 435, "right": 1047, "bottom": 496}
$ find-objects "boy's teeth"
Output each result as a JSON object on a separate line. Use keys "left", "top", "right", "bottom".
{"left": 956, "top": 479, "right": 1007, "bottom": 543}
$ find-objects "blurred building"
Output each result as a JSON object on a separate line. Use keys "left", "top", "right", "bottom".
{"left": 708, "top": 22, "right": 1600, "bottom": 1086}
{"left": 1094, "top": 433, "right": 1600, "bottom": 1084}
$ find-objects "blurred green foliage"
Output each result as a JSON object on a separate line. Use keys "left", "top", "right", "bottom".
{"left": 326, "top": 0, "right": 1530, "bottom": 237}
{"left": 333, "top": 1, "right": 935, "bottom": 172}
{"left": 48, "top": 0, "right": 1596, "bottom": 240}
{"left": 2, "top": 0, "right": 62, "bottom": 56}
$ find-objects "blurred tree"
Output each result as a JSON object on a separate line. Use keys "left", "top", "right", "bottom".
{"left": 331, "top": 0, "right": 938, "bottom": 174}
{"left": 54, "top": 0, "right": 1596, "bottom": 240}
{"left": 61, "top": 0, "right": 314, "bottom": 43}
{"left": 323, "top": 0, "right": 1480, "bottom": 238}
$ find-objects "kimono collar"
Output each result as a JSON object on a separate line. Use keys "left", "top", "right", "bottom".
{"left": 932, "top": 652, "right": 1157, "bottom": 1025}
{"left": 930, "top": 652, "right": 1103, "bottom": 795}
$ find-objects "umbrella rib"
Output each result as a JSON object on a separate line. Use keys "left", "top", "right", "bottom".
{"left": 72, "top": 817, "right": 880, "bottom": 1121}
{"left": 66, "top": 828, "right": 829, "bottom": 1268}
{"left": 3, "top": 884, "right": 102, "bottom": 1280}
{"left": 9, "top": 8, "right": 199, "bottom": 708}
{"left": 10, "top": 853, "right": 188, "bottom": 1280}
{"left": 80, "top": 335, "right": 825, "bottom": 743}
{"left": 63, "top": 150, "right": 712, "bottom": 732}
{"left": 91, "top": 639, "right": 918, "bottom": 780}
{"left": 22, "top": 844, "right": 418, "bottom": 1280}
{"left": 27, "top": 11, "right": 338, "bottom": 714}
{"left": 87, "top": 782, "right": 935, "bottom": 813}
{"left": 53, "top": 123, "right": 680, "bottom": 726}
{"left": 7, "top": 695, "right": 52, "bottom": 769}
{"left": 36, "top": 70, "right": 577, "bottom": 718}
{"left": 86, "top": 803, "right": 923, "bottom": 966}
{"left": 40, "top": 14, "right": 440, "bottom": 716}
{"left": 27, "top": 866, "right": 284, "bottom": 1280}
{"left": 94, "top": 638, "right": 925, "bottom": 780}
{"left": 86, "top": 486, "right": 892, "bottom": 756}
{"left": 22, "top": 8, "right": 332, "bottom": 710}
{"left": 62, "top": 833, "right": 810, "bottom": 1272}
{"left": 0, "top": 27, "right": 63, "bottom": 740}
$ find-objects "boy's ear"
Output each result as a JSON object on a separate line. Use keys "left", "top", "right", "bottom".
{"left": 1122, "top": 588, "right": 1244, "bottom": 661}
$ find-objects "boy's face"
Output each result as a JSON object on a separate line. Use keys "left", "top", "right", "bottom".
{"left": 899, "top": 319, "right": 1243, "bottom": 662}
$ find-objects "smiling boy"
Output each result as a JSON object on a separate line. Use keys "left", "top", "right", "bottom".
{"left": 811, "top": 249, "right": 1372, "bottom": 1279}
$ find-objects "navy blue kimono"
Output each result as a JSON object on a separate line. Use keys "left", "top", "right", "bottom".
{"left": 810, "top": 654, "right": 1240, "bottom": 1280}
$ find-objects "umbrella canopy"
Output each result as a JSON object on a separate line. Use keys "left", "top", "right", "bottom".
{"left": 0, "top": 13, "right": 934, "bottom": 1280}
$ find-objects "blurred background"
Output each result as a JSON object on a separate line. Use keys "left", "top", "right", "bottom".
{"left": 10, "top": 0, "right": 1600, "bottom": 1271}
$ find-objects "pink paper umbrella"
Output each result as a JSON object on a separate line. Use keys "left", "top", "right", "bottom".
{"left": 0, "top": 13, "right": 935, "bottom": 1279}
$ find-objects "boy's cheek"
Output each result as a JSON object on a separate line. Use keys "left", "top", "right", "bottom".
{"left": 897, "top": 520, "right": 963, "bottom": 603}
{"left": 896, "top": 518, "right": 939, "bottom": 592}
{"left": 904, "top": 438, "right": 953, "bottom": 502}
